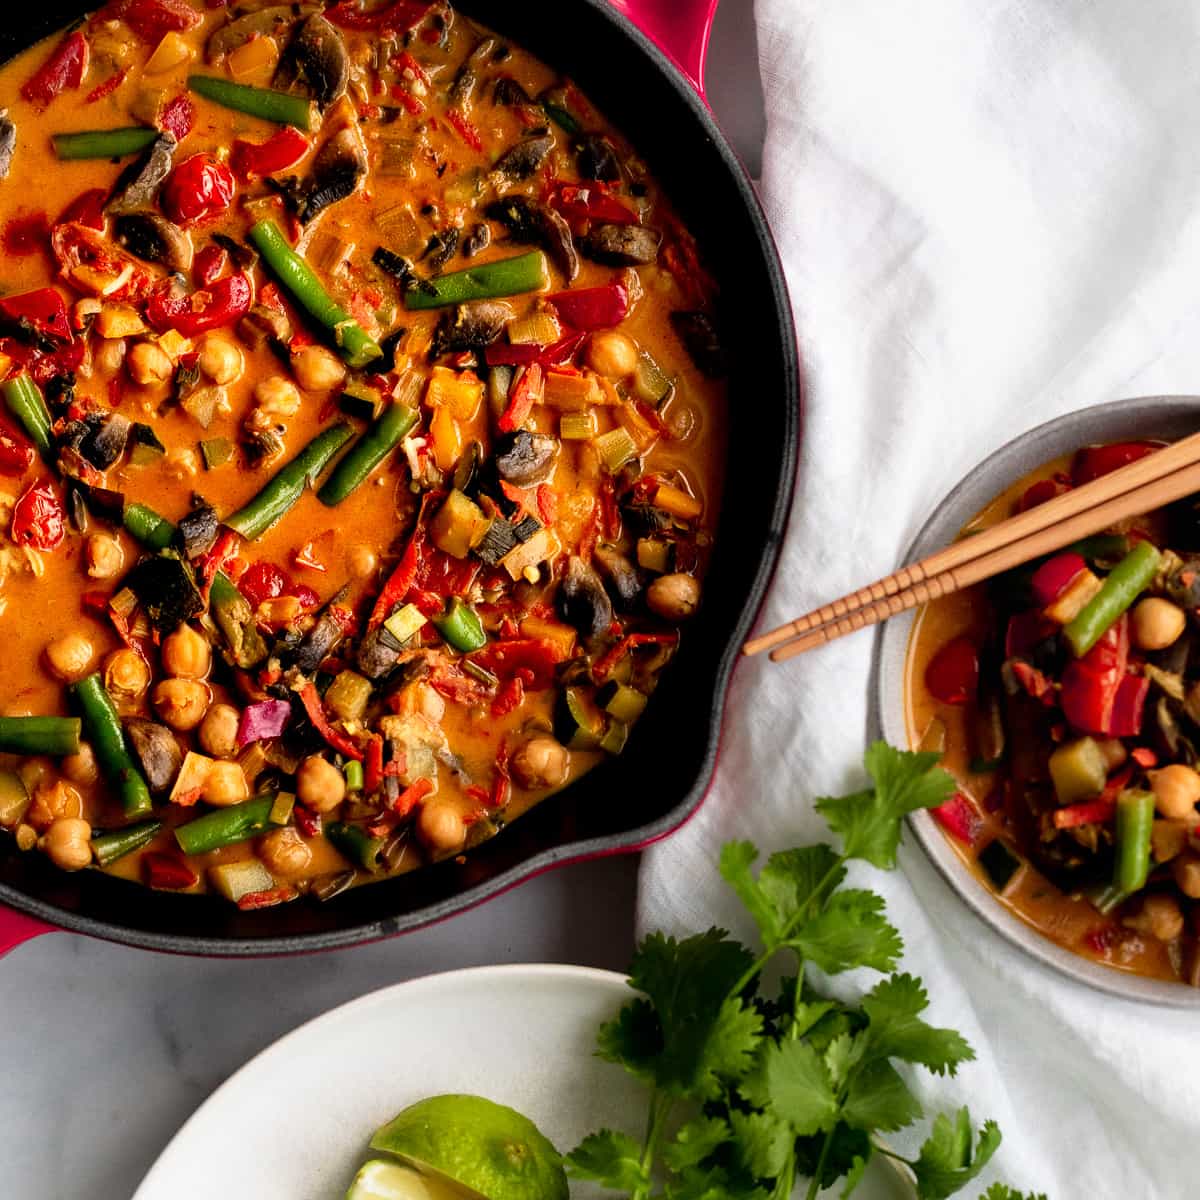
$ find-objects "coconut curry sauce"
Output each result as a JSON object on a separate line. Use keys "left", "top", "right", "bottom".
{"left": 0, "top": 1, "right": 726, "bottom": 907}
{"left": 906, "top": 443, "right": 1200, "bottom": 984}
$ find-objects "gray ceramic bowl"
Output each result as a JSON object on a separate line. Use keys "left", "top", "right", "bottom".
{"left": 873, "top": 395, "right": 1200, "bottom": 1006}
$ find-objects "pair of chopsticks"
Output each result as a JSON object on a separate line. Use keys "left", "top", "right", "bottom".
{"left": 744, "top": 429, "right": 1200, "bottom": 662}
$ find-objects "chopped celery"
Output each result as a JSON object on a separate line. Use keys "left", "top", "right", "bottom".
{"left": 384, "top": 603, "right": 427, "bottom": 646}
{"left": 268, "top": 791, "right": 296, "bottom": 826}
{"left": 324, "top": 670, "right": 372, "bottom": 723}
{"left": 594, "top": 427, "right": 638, "bottom": 473}
{"left": 597, "top": 681, "right": 648, "bottom": 723}
{"left": 560, "top": 410, "right": 598, "bottom": 440}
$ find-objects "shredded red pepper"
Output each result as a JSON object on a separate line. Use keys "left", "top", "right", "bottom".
{"left": 394, "top": 777, "right": 434, "bottom": 818}
{"left": 86, "top": 67, "right": 128, "bottom": 104}
{"left": 237, "top": 886, "right": 295, "bottom": 911}
{"left": 592, "top": 632, "right": 679, "bottom": 683}
{"left": 446, "top": 108, "right": 484, "bottom": 152}
{"left": 297, "top": 681, "right": 364, "bottom": 761}
{"left": 294, "top": 805, "right": 322, "bottom": 838}
{"left": 497, "top": 363, "right": 543, "bottom": 433}
{"left": 364, "top": 735, "right": 384, "bottom": 793}
{"left": 367, "top": 492, "right": 439, "bottom": 630}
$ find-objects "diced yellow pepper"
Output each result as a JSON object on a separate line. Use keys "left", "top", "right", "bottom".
{"left": 227, "top": 34, "right": 280, "bottom": 81}
{"left": 519, "top": 616, "right": 577, "bottom": 659}
{"left": 429, "top": 405, "right": 462, "bottom": 472}
{"left": 145, "top": 31, "right": 195, "bottom": 76}
{"left": 425, "top": 365, "right": 484, "bottom": 420}
{"left": 654, "top": 482, "right": 703, "bottom": 521}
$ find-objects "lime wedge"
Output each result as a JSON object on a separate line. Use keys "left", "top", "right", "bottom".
{"left": 369, "top": 1094, "right": 568, "bottom": 1200}
{"left": 345, "top": 1160, "right": 465, "bottom": 1200}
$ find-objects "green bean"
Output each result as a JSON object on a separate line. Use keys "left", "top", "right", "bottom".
{"left": 2, "top": 374, "right": 53, "bottom": 463}
{"left": 0, "top": 716, "right": 81, "bottom": 756}
{"left": 404, "top": 251, "right": 548, "bottom": 311}
{"left": 72, "top": 674, "right": 153, "bottom": 819}
{"left": 1113, "top": 789, "right": 1155, "bottom": 898}
{"left": 188, "top": 75, "right": 312, "bottom": 130}
{"left": 52, "top": 127, "right": 159, "bottom": 161}
{"left": 123, "top": 502, "right": 176, "bottom": 551}
{"left": 174, "top": 794, "right": 275, "bottom": 856}
{"left": 324, "top": 821, "right": 384, "bottom": 872}
{"left": 317, "top": 403, "right": 418, "bottom": 506}
{"left": 91, "top": 820, "right": 162, "bottom": 867}
{"left": 247, "top": 220, "right": 382, "bottom": 368}
{"left": 1063, "top": 540, "right": 1162, "bottom": 657}
{"left": 431, "top": 597, "right": 487, "bottom": 653}
{"left": 225, "top": 421, "right": 354, "bottom": 539}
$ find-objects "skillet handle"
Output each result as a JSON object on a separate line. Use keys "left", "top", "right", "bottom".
{"left": 610, "top": 0, "right": 719, "bottom": 101}
{"left": 0, "top": 906, "right": 54, "bottom": 959}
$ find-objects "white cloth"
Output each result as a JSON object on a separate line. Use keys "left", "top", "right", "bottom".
{"left": 638, "top": 2, "right": 1200, "bottom": 1195}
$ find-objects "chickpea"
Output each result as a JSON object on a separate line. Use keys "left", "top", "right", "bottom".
{"left": 43, "top": 632, "right": 96, "bottom": 682}
{"left": 93, "top": 336, "right": 127, "bottom": 377}
{"left": 1131, "top": 597, "right": 1186, "bottom": 651}
{"left": 345, "top": 542, "right": 378, "bottom": 580}
{"left": 291, "top": 344, "right": 346, "bottom": 392}
{"left": 1123, "top": 893, "right": 1185, "bottom": 942}
{"left": 127, "top": 340, "right": 173, "bottom": 385}
{"left": 26, "top": 779, "right": 83, "bottom": 831}
{"left": 510, "top": 735, "right": 570, "bottom": 790}
{"left": 417, "top": 801, "right": 466, "bottom": 854}
{"left": 296, "top": 754, "right": 346, "bottom": 814}
{"left": 86, "top": 533, "right": 125, "bottom": 580}
{"left": 202, "top": 761, "right": 249, "bottom": 808}
{"left": 586, "top": 330, "right": 638, "bottom": 379}
{"left": 198, "top": 334, "right": 244, "bottom": 386}
{"left": 258, "top": 826, "right": 313, "bottom": 877}
{"left": 161, "top": 623, "right": 211, "bottom": 680}
{"left": 646, "top": 573, "right": 701, "bottom": 621}
{"left": 1172, "top": 852, "right": 1200, "bottom": 898}
{"left": 152, "top": 678, "right": 211, "bottom": 732}
{"left": 1150, "top": 763, "right": 1200, "bottom": 819}
{"left": 198, "top": 703, "right": 241, "bottom": 759}
{"left": 40, "top": 818, "right": 93, "bottom": 871}
{"left": 255, "top": 375, "right": 302, "bottom": 416}
{"left": 105, "top": 648, "right": 152, "bottom": 706}
{"left": 61, "top": 743, "right": 99, "bottom": 787}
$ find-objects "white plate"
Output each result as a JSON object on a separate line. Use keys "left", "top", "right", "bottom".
{"left": 133, "top": 964, "right": 915, "bottom": 1200}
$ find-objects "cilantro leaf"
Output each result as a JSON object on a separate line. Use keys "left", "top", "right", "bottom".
{"left": 666, "top": 1165, "right": 769, "bottom": 1200}
{"left": 793, "top": 1124, "right": 872, "bottom": 1194}
{"left": 816, "top": 742, "right": 954, "bottom": 868}
{"left": 596, "top": 996, "right": 660, "bottom": 1085}
{"left": 841, "top": 1058, "right": 922, "bottom": 1132}
{"left": 839, "top": 1154, "right": 869, "bottom": 1199}
{"left": 861, "top": 974, "right": 975, "bottom": 1076}
{"left": 663, "top": 1115, "right": 731, "bottom": 1172}
{"left": 979, "top": 1186, "right": 1050, "bottom": 1200}
{"left": 912, "top": 1108, "right": 1002, "bottom": 1200}
{"left": 822, "top": 1031, "right": 866, "bottom": 1091}
{"left": 791, "top": 888, "right": 904, "bottom": 974}
{"left": 741, "top": 1038, "right": 838, "bottom": 1136}
{"left": 565, "top": 1129, "right": 649, "bottom": 1192}
{"left": 730, "top": 1109, "right": 793, "bottom": 1180}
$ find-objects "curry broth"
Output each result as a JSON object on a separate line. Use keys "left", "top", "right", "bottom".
{"left": 0, "top": 2, "right": 725, "bottom": 903}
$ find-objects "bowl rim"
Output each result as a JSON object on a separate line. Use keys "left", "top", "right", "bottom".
{"left": 871, "top": 394, "right": 1200, "bottom": 1007}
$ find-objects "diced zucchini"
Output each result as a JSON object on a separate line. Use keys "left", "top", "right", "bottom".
{"left": 268, "top": 790, "right": 296, "bottom": 826}
{"left": 429, "top": 489, "right": 489, "bottom": 559}
{"left": 200, "top": 437, "right": 233, "bottom": 470}
{"left": 0, "top": 769, "right": 31, "bottom": 828}
{"left": 208, "top": 859, "right": 275, "bottom": 903}
{"left": 637, "top": 538, "right": 672, "bottom": 574}
{"left": 401, "top": 745, "right": 437, "bottom": 786}
{"left": 597, "top": 681, "right": 648, "bottom": 723}
{"left": 593, "top": 427, "right": 638, "bottom": 472}
{"left": 180, "top": 384, "right": 223, "bottom": 430}
{"left": 1049, "top": 737, "right": 1108, "bottom": 805}
{"left": 599, "top": 719, "right": 629, "bottom": 755}
{"left": 555, "top": 686, "right": 606, "bottom": 750}
{"left": 632, "top": 349, "right": 672, "bottom": 405}
{"left": 560, "top": 410, "right": 598, "bottom": 441}
{"left": 977, "top": 839, "right": 1024, "bottom": 892}
{"left": 324, "top": 670, "right": 373, "bottom": 723}
{"left": 383, "top": 603, "right": 428, "bottom": 646}
{"left": 475, "top": 518, "right": 520, "bottom": 565}
{"left": 340, "top": 390, "right": 382, "bottom": 421}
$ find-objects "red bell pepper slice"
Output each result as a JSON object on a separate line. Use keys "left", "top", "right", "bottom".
{"left": 193, "top": 243, "right": 228, "bottom": 287}
{"left": 931, "top": 792, "right": 982, "bottom": 845}
{"left": 1072, "top": 441, "right": 1158, "bottom": 485}
{"left": 294, "top": 804, "right": 322, "bottom": 838}
{"left": 231, "top": 126, "right": 311, "bottom": 181}
{"left": 446, "top": 109, "right": 483, "bottom": 152}
{"left": 491, "top": 674, "right": 524, "bottom": 718}
{"left": 0, "top": 288, "right": 72, "bottom": 344}
{"left": 326, "top": 0, "right": 431, "bottom": 33}
{"left": 1107, "top": 674, "right": 1149, "bottom": 738}
{"left": 1053, "top": 765, "right": 1131, "bottom": 830}
{"left": 549, "top": 183, "right": 639, "bottom": 225}
{"left": 1031, "top": 552, "right": 1087, "bottom": 606}
{"left": 159, "top": 94, "right": 195, "bottom": 142}
{"left": 9, "top": 480, "right": 65, "bottom": 551}
{"left": 470, "top": 638, "right": 569, "bottom": 690}
{"left": 497, "top": 363, "right": 543, "bottom": 433}
{"left": 297, "top": 681, "right": 364, "bottom": 761}
{"left": 142, "top": 852, "right": 198, "bottom": 890}
{"left": 1060, "top": 615, "right": 1128, "bottom": 734}
{"left": 547, "top": 283, "right": 629, "bottom": 331}
{"left": 367, "top": 492, "right": 440, "bottom": 631}
{"left": 99, "top": 0, "right": 202, "bottom": 43}
{"left": 21, "top": 31, "right": 89, "bottom": 106}
{"left": 415, "top": 547, "right": 480, "bottom": 598}
{"left": 364, "top": 735, "right": 384, "bottom": 794}
{"left": 145, "top": 273, "right": 252, "bottom": 336}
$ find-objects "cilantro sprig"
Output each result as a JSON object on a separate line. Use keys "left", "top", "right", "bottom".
{"left": 567, "top": 743, "right": 1041, "bottom": 1200}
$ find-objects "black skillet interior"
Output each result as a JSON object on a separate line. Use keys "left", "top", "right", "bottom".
{"left": 0, "top": 1, "right": 800, "bottom": 953}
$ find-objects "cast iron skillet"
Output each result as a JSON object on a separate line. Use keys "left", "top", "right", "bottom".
{"left": 0, "top": 0, "right": 800, "bottom": 955}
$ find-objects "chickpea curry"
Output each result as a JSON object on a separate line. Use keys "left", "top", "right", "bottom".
{"left": 0, "top": 1, "right": 725, "bottom": 908}
{"left": 909, "top": 440, "right": 1200, "bottom": 985}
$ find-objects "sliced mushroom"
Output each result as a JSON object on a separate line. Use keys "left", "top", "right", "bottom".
{"left": 670, "top": 310, "right": 727, "bottom": 379}
{"left": 357, "top": 626, "right": 402, "bottom": 680}
{"left": 433, "top": 300, "right": 512, "bottom": 357}
{"left": 124, "top": 719, "right": 183, "bottom": 794}
{"left": 492, "top": 134, "right": 554, "bottom": 184}
{"left": 576, "top": 133, "right": 621, "bottom": 182}
{"left": 495, "top": 430, "right": 559, "bottom": 486}
{"left": 275, "top": 14, "right": 349, "bottom": 109}
{"left": 0, "top": 111, "right": 16, "bottom": 180}
{"left": 206, "top": 5, "right": 299, "bottom": 62}
{"left": 581, "top": 222, "right": 661, "bottom": 266}
{"left": 485, "top": 194, "right": 577, "bottom": 281}
{"left": 461, "top": 222, "right": 490, "bottom": 258}
{"left": 114, "top": 212, "right": 193, "bottom": 273}
{"left": 106, "top": 133, "right": 177, "bottom": 215}
{"left": 272, "top": 122, "right": 366, "bottom": 224}
{"left": 558, "top": 555, "right": 614, "bottom": 639}
{"left": 593, "top": 543, "right": 642, "bottom": 609}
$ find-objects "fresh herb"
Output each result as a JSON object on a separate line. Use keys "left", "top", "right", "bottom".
{"left": 567, "top": 743, "right": 1039, "bottom": 1200}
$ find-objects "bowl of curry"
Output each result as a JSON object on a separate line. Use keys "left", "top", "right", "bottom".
{"left": 876, "top": 395, "right": 1200, "bottom": 1005}
{"left": 0, "top": 1, "right": 799, "bottom": 952}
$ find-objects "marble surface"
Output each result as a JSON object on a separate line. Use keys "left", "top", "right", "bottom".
{"left": 0, "top": 7, "right": 767, "bottom": 1200}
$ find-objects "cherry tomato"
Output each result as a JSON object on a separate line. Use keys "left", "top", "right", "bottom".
{"left": 144, "top": 273, "right": 252, "bottom": 337}
{"left": 161, "top": 154, "right": 236, "bottom": 226}
{"left": 0, "top": 422, "right": 34, "bottom": 478}
{"left": 238, "top": 561, "right": 289, "bottom": 608}
{"left": 924, "top": 635, "right": 980, "bottom": 706}
{"left": 1071, "top": 441, "right": 1158, "bottom": 486}
{"left": 9, "top": 480, "right": 65, "bottom": 550}
{"left": 291, "top": 584, "right": 321, "bottom": 610}
{"left": 57, "top": 188, "right": 108, "bottom": 232}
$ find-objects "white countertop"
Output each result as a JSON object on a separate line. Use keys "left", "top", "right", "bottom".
{"left": 0, "top": 7, "right": 766, "bottom": 1199}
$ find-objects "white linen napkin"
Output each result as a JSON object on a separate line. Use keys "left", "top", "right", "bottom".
{"left": 638, "top": 2, "right": 1200, "bottom": 1195}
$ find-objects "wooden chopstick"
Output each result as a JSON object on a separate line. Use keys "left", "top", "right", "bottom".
{"left": 743, "top": 430, "right": 1200, "bottom": 662}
